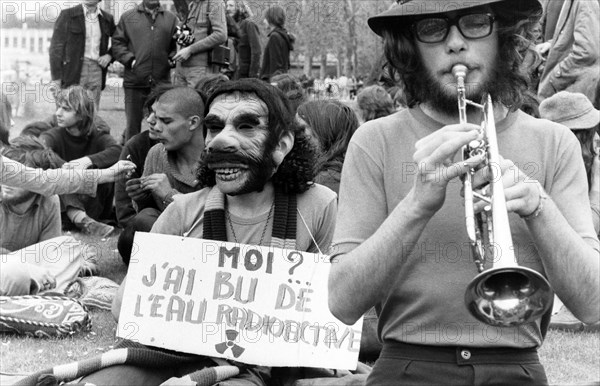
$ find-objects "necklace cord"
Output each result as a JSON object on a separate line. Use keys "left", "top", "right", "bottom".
{"left": 226, "top": 201, "right": 274, "bottom": 245}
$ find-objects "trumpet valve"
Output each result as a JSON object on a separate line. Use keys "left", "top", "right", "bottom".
{"left": 468, "top": 139, "right": 482, "bottom": 149}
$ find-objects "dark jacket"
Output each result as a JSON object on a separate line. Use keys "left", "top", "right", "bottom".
{"left": 49, "top": 4, "right": 115, "bottom": 90}
{"left": 236, "top": 18, "right": 262, "bottom": 78}
{"left": 112, "top": 4, "right": 179, "bottom": 88}
{"left": 260, "top": 27, "right": 294, "bottom": 81}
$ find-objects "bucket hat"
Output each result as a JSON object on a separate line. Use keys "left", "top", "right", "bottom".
{"left": 539, "top": 91, "right": 600, "bottom": 130}
{"left": 368, "top": 0, "right": 542, "bottom": 36}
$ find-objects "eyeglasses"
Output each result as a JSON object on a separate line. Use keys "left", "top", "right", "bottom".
{"left": 411, "top": 13, "right": 495, "bottom": 43}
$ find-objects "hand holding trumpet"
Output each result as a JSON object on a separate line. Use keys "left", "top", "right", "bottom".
{"left": 411, "top": 123, "right": 485, "bottom": 216}
{"left": 464, "top": 156, "right": 543, "bottom": 218}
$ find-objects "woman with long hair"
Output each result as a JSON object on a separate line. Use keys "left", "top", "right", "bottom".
{"left": 296, "top": 100, "right": 359, "bottom": 194}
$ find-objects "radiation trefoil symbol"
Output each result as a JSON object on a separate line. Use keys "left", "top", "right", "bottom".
{"left": 215, "top": 329, "right": 245, "bottom": 358}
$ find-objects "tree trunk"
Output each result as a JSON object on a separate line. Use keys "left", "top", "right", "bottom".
{"left": 303, "top": 53, "right": 313, "bottom": 77}
{"left": 319, "top": 53, "right": 327, "bottom": 79}
{"left": 344, "top": 0, "right": 357, "bottom": 78}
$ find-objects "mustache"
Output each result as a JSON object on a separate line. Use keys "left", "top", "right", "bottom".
{"left": 202, "top": 150, "right": 262, "bottom": 166}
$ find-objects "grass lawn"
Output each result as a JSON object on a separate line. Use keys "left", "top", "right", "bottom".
{"left": 2, "top": 88, "right": 599, "bottom": 385}
{"left": 2, "top": 233, "right": 599, "bottom": 386}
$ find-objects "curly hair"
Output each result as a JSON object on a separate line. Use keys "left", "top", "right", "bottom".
{"left": 381, "top": 3, "right": 542, "bottom": 111}
{"left": 197, "top": 79, "right": 318, "bottom": 194}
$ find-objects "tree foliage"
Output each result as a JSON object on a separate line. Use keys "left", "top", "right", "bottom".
{"left": 285, "top": 0, "right": 392, "bottom": 78}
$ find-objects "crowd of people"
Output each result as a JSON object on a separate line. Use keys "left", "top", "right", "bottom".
{"left": 1, "top": 0, "right": 599, "bottom": 385}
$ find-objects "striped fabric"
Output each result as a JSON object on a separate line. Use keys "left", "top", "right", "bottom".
{"left": 15, "top": 340, "right": 240, "bottom": 386}
{"left": 18, "top": 187, "right": 299, "bottom": 386}
{"left": 202, "top": 186, "right": 297, "bottom": 248}
{"left": 270, "top": 192, "right": 297, "bottom": 250}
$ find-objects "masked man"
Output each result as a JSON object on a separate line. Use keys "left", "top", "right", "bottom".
{"left": 78, "top": 79, "right": 337, "bottom": 385}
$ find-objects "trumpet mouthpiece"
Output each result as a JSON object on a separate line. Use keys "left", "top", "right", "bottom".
{"left": 452, "top": 65, "right": 468, "bottom": 80}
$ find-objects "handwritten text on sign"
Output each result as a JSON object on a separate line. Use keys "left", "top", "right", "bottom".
{"left": 118, "top": 233, "right": 362, "bottom": 369}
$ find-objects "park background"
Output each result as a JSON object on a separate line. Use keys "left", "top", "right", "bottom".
{"left": 1, "top": 1, "right": 599, "bottom": 385}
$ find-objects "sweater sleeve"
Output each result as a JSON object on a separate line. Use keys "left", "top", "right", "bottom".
{"left": 1, "top": 156, "right": 98, "bottom": 196}
{"left": 548, "top": 129, "right": 600, "bottom": 250}
{"left": 188, "top": 3, "right": 227, "bottom": 54}
{"left": 87, "top": 133, "right": 122, "bottom": 168}
{"left": 135, "top": 145, "right": 161, "bottom": 211}
{"left": 39, "top": 196, "right": 63, "bottom": 242}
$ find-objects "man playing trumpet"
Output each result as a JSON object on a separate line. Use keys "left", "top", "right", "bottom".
{"left": 328, "top": 0, "right": 600, "bottom": 384}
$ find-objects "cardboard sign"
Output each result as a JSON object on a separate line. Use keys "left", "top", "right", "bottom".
{"left": 118, "top": 232, "right": 363, "bottom": 370}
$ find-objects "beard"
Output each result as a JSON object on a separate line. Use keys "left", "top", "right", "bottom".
{"left": 200, "top": 140, "right": 278, "bottom": 196}
{"left": 411, "top": 56, "right": 510, "bottom": 117}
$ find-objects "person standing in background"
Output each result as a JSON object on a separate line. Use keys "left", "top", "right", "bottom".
{"left": 540, "top": 0, "right": 566, "bottom": 42}
{"left": 259, "top": 5, "right": 294, "bottom": 82}
{"left": 537, "top": 0, "right": 599, "bottom": 101}
{"left": 228, "top": 0, "right": 262, "bottom": 79}
{"left": 49, "top": 0, "right": 115, "bottom": 108}
{"left": 172, "top": 0, "right": 227, "bottom": 88}
{"left": 111, "top": 0, "right": 179, "bottom": 144}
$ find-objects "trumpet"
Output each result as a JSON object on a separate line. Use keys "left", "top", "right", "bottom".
{"left": 452, "top": 65, "right": 552, "bottom": 327}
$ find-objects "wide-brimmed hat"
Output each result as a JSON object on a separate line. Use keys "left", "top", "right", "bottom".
{"left": 539, "top": 91, "right": 600, "bottom": 130}
{"left": 368, "top": 0, "right": 542, "bottom": 36}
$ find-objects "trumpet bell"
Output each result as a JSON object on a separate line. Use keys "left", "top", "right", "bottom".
{"left": 465, "top": 266, "right": 553, "bottom": 327}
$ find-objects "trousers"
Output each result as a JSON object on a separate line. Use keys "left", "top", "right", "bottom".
{"left": 0, "top": 236, "right": 84, "bottom": 295}
{"left": 367, "top": 341, "right": 548, "bottom": 386}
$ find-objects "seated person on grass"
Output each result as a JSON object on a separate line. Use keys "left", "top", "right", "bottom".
{"left": 117, "top": 86, "right": 205, "bottom": 265}
{"left": 0, "top": 137, "right": 90, "bottom": 296}
{"left": 40, "top": 85, "right": 121, "bottom": 237}
{"left": 114, "top": 91, "right": 161, "bottom": 230}
{"left": 84, "top": 79, "right": 337, "bottom": 385}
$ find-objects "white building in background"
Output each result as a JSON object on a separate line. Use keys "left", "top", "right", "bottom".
{"left": 0, "top": 1, "right": 180, "bottom": 116}
{"left": 2, "top": 28, "right": 52, "bottom": 55}
{"left": 1, "top": 27, "right": 53, "bottom": 71}
{"left": 0, "top": 1, "right": 178, "bottom": 68}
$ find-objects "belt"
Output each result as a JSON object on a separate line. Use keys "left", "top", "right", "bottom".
{"left": 380, "top": 341, "right": 540, "bottom": 365}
